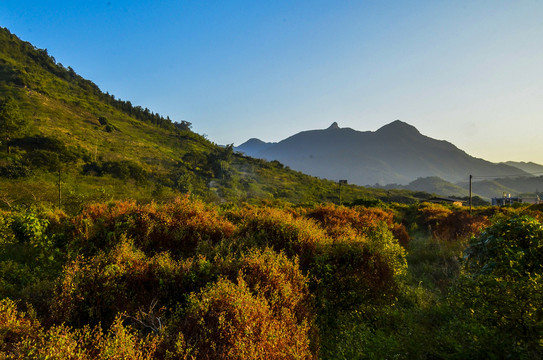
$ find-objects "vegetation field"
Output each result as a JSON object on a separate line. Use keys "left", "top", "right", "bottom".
{"left": 1, "top": 199, "right": 542, "bottom": 359}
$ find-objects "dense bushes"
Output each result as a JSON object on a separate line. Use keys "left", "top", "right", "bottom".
{"left": 82, "top": 160, "right": 148, "bottom": 182}
{"left": 232, "top": 207, "right": 330, "bottom": 266}
{"left": 452, "top": 216, "right": 543, "bottom": 355}
{"left": 2, "top": 199, "right": 540, "bottom": 358}
{"left": 170, "top": 277, "right": 314, "bottom": 359}
{"left": 69, "top": 197, "right": 236, "bottom": 257}
{"left": 0, "top": 299, "right": 159, "bottom": 359}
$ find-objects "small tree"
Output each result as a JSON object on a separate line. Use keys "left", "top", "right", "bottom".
{"left": 0, "top": 97, "right": 27, "bottom": 153}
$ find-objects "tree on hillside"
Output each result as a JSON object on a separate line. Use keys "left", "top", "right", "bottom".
{"left": 0, "top": 97, "right": 28, "bottom": 153}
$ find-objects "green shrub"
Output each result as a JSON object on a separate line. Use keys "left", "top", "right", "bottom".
{"left": 0, "top": 163, "right": 32, "bottom": 178}
{"left": 311, "top": 224, "right": 407, "bottom": 321}
{"left": 450, "top": 216, "right": 543, "bottom": 355}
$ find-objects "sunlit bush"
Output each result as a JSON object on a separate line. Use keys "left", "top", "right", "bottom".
{"left": 0, "top": 298, "right": 40, "bottom": 356}
{"left": 417, "top": 203, "right": 452, "bottom": 234}
{"left": 306, "top": 204, "right": 410, "bottom": 246}
{"left": 233, "top": 207, "right": 330, "bottom": 266}
{"left": 70, "top": 196, "right": 235, "bottom": 258}
{"left": 170, "top": 277, "right": 314, "bottom": 359}
{"left": 438, "top": 211, "right": 489, "bottom": 242}
{"left": 0, "top": 299, "right": 157, "bottom": 359}
{"left": 53, "top": 236, "right": 190, "bottom": 327}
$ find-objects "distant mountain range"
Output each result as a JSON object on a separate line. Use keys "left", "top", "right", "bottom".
{"left": 500, "top": 161, "right": 543, "bottom": 175}
{"left": 236, "top": 121, "right": 529, "bottom": 186}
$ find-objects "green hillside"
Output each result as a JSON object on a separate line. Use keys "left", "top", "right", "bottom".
{"left": 0, "top": 27, "right": 431, "bottom": 212}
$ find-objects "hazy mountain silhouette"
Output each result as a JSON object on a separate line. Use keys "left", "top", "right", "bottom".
{"left": 501, "top": 161, "right": 543, "bottom": 175}
{"left": 236, "top": 120, "right": 527, "bottom": 185}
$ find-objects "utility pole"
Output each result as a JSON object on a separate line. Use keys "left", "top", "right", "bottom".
{"left": 469, "top": 174, "right": 472, "bottom": 215}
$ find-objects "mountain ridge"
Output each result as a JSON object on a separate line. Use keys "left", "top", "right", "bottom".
{"left": 235, "top": 121, "right": 527, "bottom": 186}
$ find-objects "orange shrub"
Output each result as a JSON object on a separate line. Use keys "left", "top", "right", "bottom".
{"left": 70, "top": 196, "right": 235, "bottom": 258}
{"left": 417, "top": 203, "right": 453, "bottom": 235}
{"left": 52, "top": 237, "right": 197, "bottom": 328}
{"left": 172, "top": 277, "right": 314, "bottom": 359}
{"left": 306, "top": 204, "right": 409, "bottom": 246}
{"left": 234, "top": 207, "right": 330, "bottom": 266}
{"left": 0, "top": 298, "right": 41, "bottom": 356}
{"left": 216, "top": 248, "right": 317, "bottom": 349}
{"left": 433, "top": 211, "right": 490, "bottom": 242}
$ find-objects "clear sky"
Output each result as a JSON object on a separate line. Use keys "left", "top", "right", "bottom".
{"left": 1, "top": 1, "right": 542, "bottom": 163}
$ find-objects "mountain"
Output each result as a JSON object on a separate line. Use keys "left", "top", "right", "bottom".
{"left": 457, "top": 176, "right": 543, "bottom": 199}
{"left": 501, "top": 161, "right": 543, "bottom": 175}
{"left": 391, "top": 176, "right": 470, "bottom": 198}
{"left": 235, "top": 138, "right": 276, "bottom": 155}
{"left": 378, "top": 174, "right": 543, "bottom": 201}
{"left": 0, "top": 27, "right": 435, "bottom": 210}
{"left": 236, "top": 120, "right": 528, "bottom": 186}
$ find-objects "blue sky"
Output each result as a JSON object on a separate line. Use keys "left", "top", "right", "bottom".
{"left": 1, "top": 1, "right": 542, "bottom": 163}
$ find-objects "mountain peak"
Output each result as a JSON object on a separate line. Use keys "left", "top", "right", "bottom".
{"left": 327, "top": 122, "right": 340, "bottom": 130}
{"left": 376, "top": 120, "right": 420, "bottom": 136}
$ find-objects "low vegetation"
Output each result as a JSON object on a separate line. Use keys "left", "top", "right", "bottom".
{"left": 0, "top": 199, "right": 541, "bottom": 359}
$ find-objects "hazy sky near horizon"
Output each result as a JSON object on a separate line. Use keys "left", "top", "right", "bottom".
{"left": 1, "top": 1, "right": 542, "bottom": 163}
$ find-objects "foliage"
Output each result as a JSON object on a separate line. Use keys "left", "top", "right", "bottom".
{"left": 232, "top": 206, "right": 330, "bottom": 267}
{"left": 311, "top": 224, "right": 407, "bottom": 317}
{"left": 0, "top": 299, "right": 158, "bottom": 359}
{"left": 0, "top": 170, "right": 540, "bottom": 358}
{"left": 170, "top": 277, "right": 314, "bottom": 360}
{"left": 450, "top": 216, "right": 543, "bottom": 356}
{"left": 69, "top": 197, "right": 235, "bottom": 258}
{"left": 464, "top": 215, "right": 543, "bottom": 277}
{"left": 306, "top": 203, "right": 410, "bottom": 247}
{"left": 0, "top": 97, "right": 27, "bottom": 153}
{"left": 83, "top": 160, "right": 148, "bottom": 182}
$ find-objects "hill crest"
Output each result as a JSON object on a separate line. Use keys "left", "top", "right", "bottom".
{"left": 235, "top": 121, "right": 527, "bottom": 186}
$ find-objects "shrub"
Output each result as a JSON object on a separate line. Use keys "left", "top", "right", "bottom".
{"left": 216, "top": 247, "right": 318, "bottom": 352}
{"left": 311, "top": 224, "right": 407, "bottom": 319}
{"left": 432, "top": 210, "right": 490, "bottom": 242}
{"left": 0, "top": 298, "right": 41, "bottom": 355}
{"left": 52, "top": 237, "right": 193, "bottom": 327}
{"left": 451, "top": 216, "right": 543, "bottom": 355}
{"left": 94, "top": 315, "right": 158, "bottom": 360}
{"left": 417, "top": 203, "right": 452, "bottom": 235}
{"left": 233, "top": 207, "right": 330, "bottom": 267}
{"left": 306, "top": 204, "right": 410, "bottom": 246}
{"left": 69, "top": 197, "right": 235, "bottom": 258}
{"left": 0, "top": 163, "right": 32, "bottom": 178}
{"left": 0, "top": 300, "right": 157, "bottom": 359}
{"left": 170, "top": 277, "right": 314, "bottom": 359}
{"left": 0, "top": 209, "right": 64, "bottom": 310}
